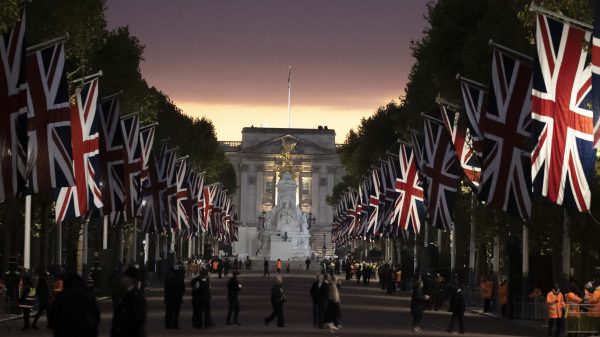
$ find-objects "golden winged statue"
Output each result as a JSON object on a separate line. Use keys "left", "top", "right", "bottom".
{"left": 275, "top": 138, "right": 297, "bottom": 174}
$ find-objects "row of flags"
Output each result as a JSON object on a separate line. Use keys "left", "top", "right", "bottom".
{"left": 0, "top": 10, "right": 238, "bottom": 242}
{"left": 332, "top": 5, "right": 600, "bottom": 245}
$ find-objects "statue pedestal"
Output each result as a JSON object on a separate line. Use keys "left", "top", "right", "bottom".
{"left": 268, "top": 232, "right": 311, "bottom": 261}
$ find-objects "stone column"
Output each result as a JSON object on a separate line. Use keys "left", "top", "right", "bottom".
{"left": 311, "top": 164, "right": 321, "bottom": 226}
{"left": 239, "top": 163, "right": 249, "bottom": 224}
{"left": 255, "top": 164, "right": 265, "bottom": 224}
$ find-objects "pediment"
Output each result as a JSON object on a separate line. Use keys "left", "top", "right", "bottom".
{"left": 243, "top": 134, "right": 335, "bottom": 155}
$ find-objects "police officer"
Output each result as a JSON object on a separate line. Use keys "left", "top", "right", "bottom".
{"left": 226, "top": 271, "right": 242, "bottom": 325}
{"left": 164, "top": 267, "right": 184, "bottom": 329}
{"left": 111, "top": 267, "right": 147, "bottom": 337}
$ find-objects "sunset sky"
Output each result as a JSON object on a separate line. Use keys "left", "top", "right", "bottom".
{"left": 105, "top": 1, "right": 429, "bottom": 143}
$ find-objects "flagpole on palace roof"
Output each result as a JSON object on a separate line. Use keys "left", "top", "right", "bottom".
{"left": 287, "top": 65, "right": 292, "bottom": 128}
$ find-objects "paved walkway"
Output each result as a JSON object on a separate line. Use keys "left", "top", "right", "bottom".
{"left": 1, "top": 271, "right": 545, "bottom": 336}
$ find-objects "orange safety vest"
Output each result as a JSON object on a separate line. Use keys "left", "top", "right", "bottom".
{"left": 499, "top": 282, "right": 508, "bottom": 305}
{"left": 565, "top": 292, "right": 582, "bottom": 317}
{"left": 480, "top": 280, "right": 493, "bottom": 299}
{"left": 590, "top": 289, "right": 600, "bottom": 317}
{"left": 276, "top": 260, "right": 282, "bottom": 269}
{"left": 547, "top": 291, "right": 566, "bottom": 319}
{"left": 212, "top": 261, "right": 218, "bottom": 271}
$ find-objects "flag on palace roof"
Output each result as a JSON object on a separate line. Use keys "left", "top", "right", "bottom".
{"left": 479, "top": 45, "right": 533, "bottom": 219}
{"left": 531, "top": 11, "right": 595, "bottom": 212}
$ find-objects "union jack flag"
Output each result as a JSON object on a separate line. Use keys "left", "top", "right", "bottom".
{"left": 201, "top": 184, "right": 216, "bottom": 235}
{"left": 479, "top": 46, "right": 533, "bottom": 219}
{"left": 26, "top": 41, "right": 74, "bottom": 193}
{"left": 189, "top": 170, "right": 205, "bottom": 233}
{"left": 139, "top": 124, "right": 156, "bottom": 184}
{"left": 390, "top": 143, "right": 424, "bottom": 235}
{"left": 593, "top": 3, "right": 600, "bottom": 149}
{"left": 458, "top": 75, "right": 487, "bottom": 153}
{"left": 531, "top": 13, "right": 595, "bottom": 212}
{"left": 410, "top": 130, "right": 424, "bottom": 174}
{"left": 175, "top": 157, "right": 190, "bottom": 233}
{"left": 357, "top": 177, "right": 371, "bottom": 238}
{"left": 161, "top": 144, "right": 177, "bottom": 229}
{"left": 98, "top": 94, "right": 124, "bottom": 217}
{"left": 422, "top": 116, "right": 460, "bottom": 231}
{"left": 55, "top": 77, "right": 102, "bottom": 221}
{"left": 0, "top": 9, "right": 27, "bottom": 201}
{"left": 140, "top": 142, "right": 171, "bottom": 234}
{"left": 366, "top": 167, "right": 381, "bottom": 236}
{"left": 378, "top": 157, "right": 399, "bottom": 237}
{"left": 120, "top": 114, "right": 141, "bottom": 220}
{"left": 439, "top": 101, "right": 480, "bottom": 186}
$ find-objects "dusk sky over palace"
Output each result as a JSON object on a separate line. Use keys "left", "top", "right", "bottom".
{"left": 105, "top": 0, "right": 429, "bottom": 142}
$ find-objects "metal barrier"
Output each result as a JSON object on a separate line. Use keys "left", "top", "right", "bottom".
{"left": 565, "top": 304, "right": 600, "bottom": 336}
{"left": 512, "top": 296, "right": 547, "bottom": 321}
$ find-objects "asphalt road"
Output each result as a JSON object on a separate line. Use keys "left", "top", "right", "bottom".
{"left": 1, "top": 270, "right": 544, "bottom": 336}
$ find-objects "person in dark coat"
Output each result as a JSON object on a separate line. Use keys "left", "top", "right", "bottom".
{"left": 310, "top": 273, "right": 325, "bottom": 328}
{"left": 263, "top": 258, "right": 270, "bottom": 277}
{"left": 226, "top": 271, "right": 242, "bottom": 325}
{"left": 164, "top": 267, "right": 185, "bottom": 329}
{"left": 49, "top": 274, "right": 100, "bottom": 337}
{"left": 191, "top": 268, "right": 214, "bottom": 329}
{"left": 32, "top": 272, "right": 50, "bottom": 329}
{"left": 264, "top": 276, "right": 285, "bottom": 327}
{"left": 446, "top": 282, "right": 466, "bottom": 334}
{"left": 410, "top": 279, "right": 429, "bottom": 333}
{"left": 19, "top": 275, "right": 34, "bottom": 330}
{"left": 111, "top": 267, "right": 146, "bottom": 337}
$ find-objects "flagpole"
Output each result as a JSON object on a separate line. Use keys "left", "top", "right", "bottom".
{"left": 24, "top": 194, "right": 32, "bottom": 271}
{"left": 488, "top": 39, "right": 533, "bottom": 63}
{"left": 102, "top": 215, "right": 108, "bottom": 250}
{"left": 287, "top": 65, "right": 292, "bottom": 128}
{"left": 529, "top": 2, "right": 592, "bottom": 31}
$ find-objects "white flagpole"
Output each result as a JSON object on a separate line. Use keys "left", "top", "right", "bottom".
{"left": 287, "top": 65, "right": 292, "bottom": 128}
{"left": 102, "top": 215, "right": 108, "bottom": 250}
{"left": 24, "top": 194, "right": 32, "bottom": 271}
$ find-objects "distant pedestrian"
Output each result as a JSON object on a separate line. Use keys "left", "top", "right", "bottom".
{"left": 305, "top": 257, "right": 311, "bottom": 271}
{"left": 32, "top": 271, "right": 50, "bottom": 329}
{"left": 446, "top": 282, "right": 466, "bottom": 334}
{"left": 265, "top": 277, "right": 285, "bottom": 327}
{"left": 285, "top": 259, "right": 291, "bottom": 273}
{"left": 276, "top": 259, "right": 282, "bottom": 274}
{"left": 245, "top": 256, "right": 252, "bottom": 271}
{"left": 19, "top": 275, "right": 35, "bottom": 330}
{"left": 226, "top": 271, "right": 242, "bottom": 325}
{"left": 410, "top": 279, "right": 429, "bottom": 333}
{"left": 310, "top": 273, "right": 328, "bottom": 328}
{"left": 263, "top": 258, "right": 270, "bottom": 277}
{"left": 49, "top": 273, "right": 100, "bottom": 337}
{"left": 191, "top": 268, "right": 214, "bottom": 329}
{"left": 164, "top": 267, "right": 185, "bottom": 329}
{"left": 323, "top": 274, "right": 342, "bottom": 331}
{"left": 111, "top": 267, "right": 147, "bottom": 337}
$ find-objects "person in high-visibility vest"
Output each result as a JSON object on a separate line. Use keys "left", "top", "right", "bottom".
{"left": 547, "top": 283, "right": 566, "bottom": 337}
{"left": 589, "top": 283, "right": 600, "bottom": 317}
{"left": 565, "top": 286, "right": 582, "bottom": 318}
{"left": 276, "top": 259, "right": 283, "bottom": 274}
{"left": 479, "top": 276, "right": 493, "bottom": 313}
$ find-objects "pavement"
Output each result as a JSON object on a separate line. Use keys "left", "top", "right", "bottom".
{"left": 0, "top": 270, "right": 545, "bottom": 336}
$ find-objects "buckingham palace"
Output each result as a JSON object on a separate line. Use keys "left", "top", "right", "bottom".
{"left": 220, "top": 126, "right": 343, "bottom": 258}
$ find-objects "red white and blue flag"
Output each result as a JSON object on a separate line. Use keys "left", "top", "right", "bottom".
{"left": 98, "top": 94, "right": 124, "bottom": 217}
{"left": 0, "top": 9, "right": 27, "bottom": 201}
{"left": 593, "top": 3, "right": 600, "bottom": 149}
{"left": 175, "top": 157, "right": 190, "bottom": 233}
{"left": 479, "top": 46, "right": 533, "bottom": 219}
{"left": 366, "top": 167, "right": 381, "bottom": 236}
{"left": 531, "top": 12, "right": 595, "bottom": 212}
{"left": 120, "top": 114, "right": 141, "bottom": 220}
{"left": 26, "top": 41, "right": 74, "bottom": 193}
{"left": 139, "top": 124, "right": 156, "bottom": 185}
{"left": 201, "top": 183, "right": 216, "bottom": 235}
{"left": 391, "top": 143, "right": 424, "bottom": 235}
{"left": 55, "top": 77, "right": 102, "bottom": 221}
{"left": 439, "top": 101, "right": 480, "bottom": 187}
{"left": 140, "top": 142, "right": 172, "bottom": 233}
{"left": 189, "top": 170, "right": 205, "bottom": 233}
{"left": 458, "top": 75, "right": 487, "bottom": 153}
{"left": 422, "top": 116, "right": 460, "bottom": 231}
